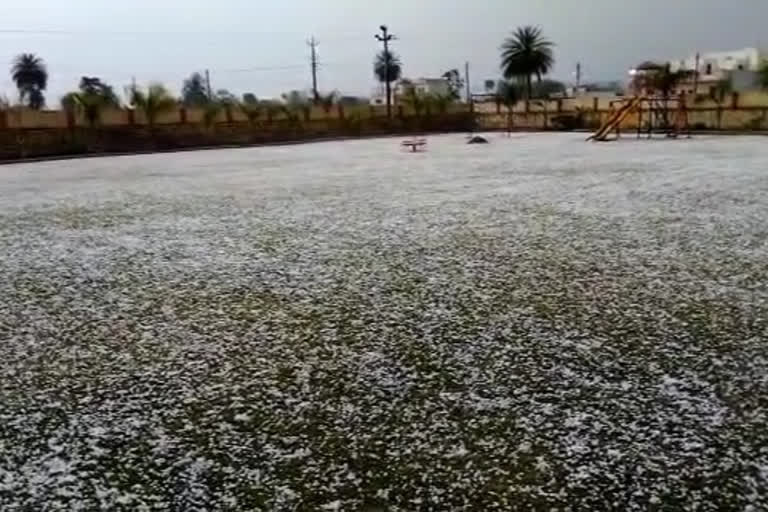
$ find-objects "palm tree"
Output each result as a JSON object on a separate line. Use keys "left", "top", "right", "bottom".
{"left": 373, "top": 50, "right": 402, "bottom": 104}
{"left": 27, "top": 89, "right": 46, "bottom": 110}
{"left": 181, "top": 72, "right": 210, "bottom": 106}
{"left": 500, "top": 26, "right": 554, "bottom": 99}
{"left": 61, "top": 92, "right": 106, "bottom": 127}
{"left": 62, "top": 77, "right": 120, "bottom": 127}
{"left": 11, "top": 53, "right": 48, "bottom": 109}
{"left": 127, "top": 83, "right": 177, "bottom": 127}
{"left": 79, "top": 77, "right": 119, "bottom": 105}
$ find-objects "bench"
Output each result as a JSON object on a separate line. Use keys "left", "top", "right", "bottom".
{"left": 401, "top": 138, "right": 427, "bottom": 152}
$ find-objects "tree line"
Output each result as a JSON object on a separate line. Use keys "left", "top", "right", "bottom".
{"left": 6, "top": 26, "right": 560, "bottom": 117}
{"left": 11, "top": 25, "right": 765, "bottom": 126}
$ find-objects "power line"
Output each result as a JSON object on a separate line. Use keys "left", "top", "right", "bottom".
{"left": 216, "top": 64, "right": 308, "bottom": 74}
{"left": 0, "top": 27, "right": 385, "bottom": 42}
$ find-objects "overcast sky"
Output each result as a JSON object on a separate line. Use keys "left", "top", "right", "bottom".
{"left": 1, "top": 0, "right": 766, "bottom": 104}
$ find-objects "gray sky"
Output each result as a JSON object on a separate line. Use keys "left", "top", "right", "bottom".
{"left": 1, "top": 0, "right": 766, "bottom": 104}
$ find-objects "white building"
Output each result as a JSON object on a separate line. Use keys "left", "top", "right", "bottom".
{"left": 669, "top": 48, "right": 765, "bottom": 78}
{"left": 630, "top": 47, "right": 767, "bottom": 95}
{"left": 370, "top": 77, "right": 452, "bottom": 106}
{"left": 397, "top": 78, "right": 451, "bottom": 98}
{"left": 369, "top": 86, "right": 394, "bottom": 106}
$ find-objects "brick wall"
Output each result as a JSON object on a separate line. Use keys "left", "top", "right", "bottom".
{"left": 0, "top": 112, "right": 474, "bottom": 161}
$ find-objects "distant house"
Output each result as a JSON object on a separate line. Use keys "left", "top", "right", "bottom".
{"left": 397, "top": 78, "right": 451, "bottom": 98}
{"left": 629, "top": 48, "right": 768, "bottom": 95}
{"left": 567, "top": 81, "right": 625, "bottom": 98}
{"left": 370, "top": 77, "right": 452, "bottom": 106}
{"left": 369, "top": 86, "right": 395, "bottom": 106}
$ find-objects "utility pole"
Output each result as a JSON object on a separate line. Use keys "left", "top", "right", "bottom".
{"left": 464, "top": 61, "right": 471, "bottom": 105}
{"left": 375, "top": 25, "right": 396, "bottom": 119}
{"left": 205, "top": 69, "right": 212, "bottom": 100}
{"left": 308, "top": 37, "right": 319, "bottom": 102}
{"left": 576, "top": 62, "right": 582, "bottom": 89}
{"left": 693, "top": 53, "right": 700, "bottom": 95}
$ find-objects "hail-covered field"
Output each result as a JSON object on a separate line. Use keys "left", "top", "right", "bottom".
{"left": 1, "top": 134, "right": 767, "bottom": 510}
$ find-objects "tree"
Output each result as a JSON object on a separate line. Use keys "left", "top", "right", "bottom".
{"left": 79, "top": 76, "right": 119, "bottom": 104}
{"left": 317, "top": 91, "right": 337, "bottom": 114}
{"left": 181, "top": 72, "right": 210, "bottom": 106}
{"left": 215, "top": 89, "right": 237, "bottom": 106}
{"left": 759, "top": 60, "right": 768, "bottom": 89}
{"left": 281, "top": 90, "right": 310, "bottom": 108}
{"left": 441, "top": 69, "right": 464, "bottom": 100}
{"left": 710, "top": 78, "right": 732, "bottom": 103}
{"left": 496, "top": 81, "right": 520, "bottom": 135}
{"left": 635, "top": 64, "right": 693, "bottom": 126}
{"left": 61, "top": 77, "right": 119, "bottom": 127}
{"left": 27, "top": 89, "right": 46, "bottom": 110}
{"left": 262, "top": 101, "right": 283, "bottom": 123}
{"left": 127, "top": 83, "right": 177, "bottom": 127}
{"left": 500, "top": 26, "right": 554, "bottom": 99}
{"left": 693, "top": 78, "right": 731, "bottom": 130}
{"left": 402, "top": 88, "right": 426, "bottom": 117}
{"left": 12, "top": 53, "right": 48, "bottom": 109}
{"left": 484, "top": 80, "right": 496, "bottom": 93}
{"left": 239, "top": 95, "right": 261, "bottom": 126}
{"left": 428, "top": 93, "right": 453, "bottom": 114}
{"left": 531, "top": 79, "right": 566, "bottom": 98}
{"left": 651, "top": 65, "right": 693, "bottom": 99}
{"left": 373, "top": 50, "right": 402, "bottom": 95}
{"left": 202, "top": 102, "right": 222, "bottom": 129}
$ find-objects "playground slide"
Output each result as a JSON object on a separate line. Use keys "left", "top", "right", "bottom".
{"left": 588, "top": 96, "right": 643, "bottom": 141}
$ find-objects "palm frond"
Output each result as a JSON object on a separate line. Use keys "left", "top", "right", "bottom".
{"left": 500, "top": 26, "right": 554, "bottom": 98}
{"left": 373, "top": 51, "right": 403, "bottom": 84}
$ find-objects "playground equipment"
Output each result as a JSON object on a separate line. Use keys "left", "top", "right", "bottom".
{"left": 588, "top": 94, "right": 690, "bottom": 142}
{"left": 401, "top": 138, "right": 427, "bottom": 152}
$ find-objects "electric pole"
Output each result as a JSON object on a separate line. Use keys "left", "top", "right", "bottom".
{"left": 576, "top": 62, "right": 582, "bottom": 89}
{"left": 465, "top": 61, "right": 471, "bottom": 104}
{"left": 205, "top": 69, "right": 212, "bottom": 100}
{"left": 308, "top": 37, "right": 319, "bottom": 102}
{"left": 693, "top": 53, "right": 700, "bottom": 95}
{"left": 375, "top": 25, "right": 396, "bottom": 119}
